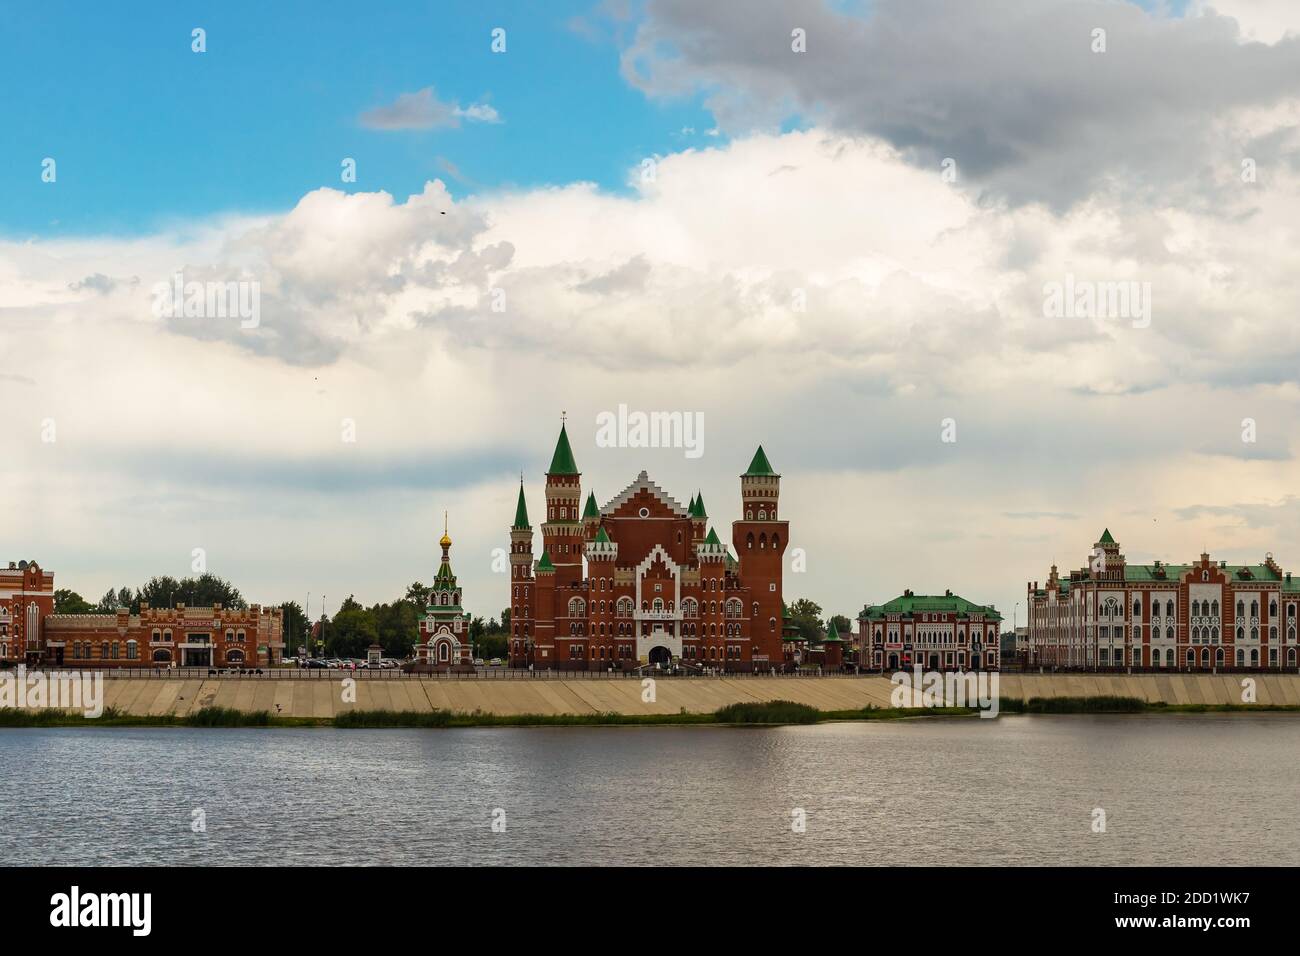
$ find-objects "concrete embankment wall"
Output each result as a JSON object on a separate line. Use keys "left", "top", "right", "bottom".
{"left": 36, "top": 673, "right": 1300, "bottom": 718}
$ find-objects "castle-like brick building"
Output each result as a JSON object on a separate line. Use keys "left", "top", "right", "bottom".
{"left": 1028, "top": 529, "right": 1300, "bottom": 670}
{"left": 1, "top": 559, "right": 283, "bottom": 668}
{"left": 508, "top": 424, "right": 788, "bottom": 671}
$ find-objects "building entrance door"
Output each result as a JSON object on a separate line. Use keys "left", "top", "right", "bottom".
{"left": 648, "top": 645, "right": 672, "bottom": 666}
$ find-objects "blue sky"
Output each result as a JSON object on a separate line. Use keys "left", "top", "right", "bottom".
{"left": 0, "top": 0, "right": 719, "bottom": 236}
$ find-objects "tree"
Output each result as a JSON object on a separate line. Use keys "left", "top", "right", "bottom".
{"left": 370, "top": 599, "right": 419, "bottom": 658}
{"left": 280, "top": 601, "right": 308, "bottom": 656}
{"left": 54, "top": 589, "right": 94, "bottom": 614}
{"left": 828, "top": 614, "right": 853, "bottom": 636}
{"left": 500, "top": 608, "right": 511, "bottom": 632}
{"left": 404, "top": 582, "right": 427, "bottom": 606}
{"left": 339, "top": 594, "right": 364, "bottom": 613}
{"left": 326, "top": 608, "right": 378, "bottom": 659}
{"left": 787, "top": 598, "right": 824, "bottom": 642}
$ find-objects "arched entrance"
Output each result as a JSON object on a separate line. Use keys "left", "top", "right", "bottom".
{"left": 648, "top": 645, "right": 672, "bottom": 667}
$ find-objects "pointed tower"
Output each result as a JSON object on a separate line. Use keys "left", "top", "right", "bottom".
{"left": 690, "top": 491, "right": 708, "bottom": 543}
{"left": 733, "top": 445, "right": 789, "bottom": 668}
{"left": 509, "top": 480, "right": 535, "bottom": 667}
{"left": 542, "top": 422, "right": 584, "bottom": 588}
{"left": 533, "top": 549, "right": 557, "bottom": 667}
{"left": 582, "top": 490, "right": 601, "bottom": 540}
{"left": 1091, "top": 528, "right": 1124, "bottom": 581}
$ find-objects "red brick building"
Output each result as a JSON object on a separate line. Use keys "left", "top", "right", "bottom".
{"left": 858, "top": 590, "right": 1002, "bottom": 671}
{"left": 0, "top": 560, "right": 56, "bottom": 664}
{"left": 508, "top": 424, "right": 788, "bottom": 671}
{"left": 1, "top": 558, "right": 283, "bottom": 668}
{"left": 1027, "top": 529, "right": 1300, "bottom": 670}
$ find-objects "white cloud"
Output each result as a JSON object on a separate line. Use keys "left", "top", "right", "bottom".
{"left": 359, "top": 87, "right": 501, "bottom": 130}
{"left": 5, "top": 126, "right": 1300, "bottom": 621}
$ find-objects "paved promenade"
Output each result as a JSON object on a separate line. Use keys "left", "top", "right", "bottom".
{"left": 63, "top": 672, "right": 1300, "bottom": 718}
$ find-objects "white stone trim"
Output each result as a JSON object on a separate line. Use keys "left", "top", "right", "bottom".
{"left": 602, "top": 470, "right": 688, "bottom": 518}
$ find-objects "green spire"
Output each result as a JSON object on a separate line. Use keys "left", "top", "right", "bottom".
{"left": 694, "top": 491, "right": 707, "bottom": 518}
{"left": 688, "top": 493, "right": 697, "bottom": 516}
{"left": 744, "top": 445, "right": 775, "bottom": 476}
{"left": 583, "top": 491, "right": 599, "bottom": 519}
{"left": 824, "top": 619, "right": 842, "bottom": 643}
{"left": 536, "top": 551, "right": 555, "bottom": 573}
{"left": 1099, "top": 528, "right": 1115, "bottom": 544}
{"left": 704, "top": 527, "right": 721, "bottom": 546}
{"left": 594, "top": 526, "right": 611, "bottom": 544}
{"left": 547, "top": 423, "right": 579, "bottom": 476}
{"left": 513, "top": 483, "right": 530, "bottom": 528}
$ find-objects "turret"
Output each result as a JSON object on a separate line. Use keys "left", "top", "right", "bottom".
{"left": 582, "top": 491, "right": 601, "bottom": 540}
{"left": 542, "top": 422, "right": 583, "bottom": 588}
{"left": 733, "top": 445, "right": 789, "bottom": 668}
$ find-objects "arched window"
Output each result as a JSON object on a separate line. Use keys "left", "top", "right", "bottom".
{"left": 746, "top": 533, "right": 754, "bottom": 550}
{"left": 568, "top": 597, "right": 586, "bottom": 617}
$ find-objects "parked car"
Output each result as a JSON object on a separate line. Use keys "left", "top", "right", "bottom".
{"left": 489, "top": 658, "right": 503, "bottom": 667}
{"left": 474, "top": 658, "right": 486, "bottom": 667}
{"left": 302, "top": 658, "right": 330, "bottom": 669}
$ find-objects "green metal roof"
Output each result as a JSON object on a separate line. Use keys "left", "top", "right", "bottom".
{"left": 688, "top": 494, "right": 697, "bottom": 516}
{"left": 694, "top": 491, "right": 708, "bottom": 518}
{"left": 860, "top": 593, "right": 1003, "bottom": 622}
{"left": 1098, "top": 528, "right": 1115, "bottom": 545}
{"left": 593, "top": 526, "right": 611, "bottom": 544}
{"left": 547, "top": 424, "right": 579, "bottom": 476}
{"left": 536, "top": 551, "right": 556, "bottom": 573}
{"left": 704, "top": 527, "right": 721, "bottom": 546}
{"left": 743, "top": 446, "right": 775, "bottom": 477}
{"left": 513, "top": 484, "right": 530, "bottom": 528}
{"left": 583, "top": 491, "right": 599, "bottom": 519}
{"left": 822, "top": 620, "right": 844, "bottom": 643}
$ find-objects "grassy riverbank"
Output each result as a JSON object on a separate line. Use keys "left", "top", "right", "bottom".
{"left": 1, "top": 697, "right": 1298, "bottom": 729}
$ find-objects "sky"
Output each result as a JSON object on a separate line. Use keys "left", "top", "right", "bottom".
{"left": 4, "top": 0, "right": 1300, "bottom": 627}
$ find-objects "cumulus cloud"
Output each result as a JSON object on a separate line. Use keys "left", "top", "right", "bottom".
{"left": 359, "top": 87, "right": 501, "bottom": 130}
{"left": 8, "top": 24, "right": 1300, "bottom": 618}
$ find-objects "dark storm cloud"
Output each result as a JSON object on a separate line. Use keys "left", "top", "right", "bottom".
{"left": 621, "top": 0, "right": 1300, "bottom": 208}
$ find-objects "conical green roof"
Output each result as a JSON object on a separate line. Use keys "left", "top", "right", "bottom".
{"left": 704, "top": 527, "right": 721, "bottom": 546}
{"left": 823, "top": 619, "right": 843, "bottom": 643}
{"left": 688, "top": 494, "right": 697, "bottom": 516}
{"left": 536, "top": 550, "right": 555, "bottom": 572}
{"left": 1099, "top": 528, "right": 1115, "bottom": 544}
{"left": 513, "top": 484, "right": 530, "bottom": 528}
{"left": 694, "top": 491, "right": 707, "bottom": 518}
{"left": 548, "top": 424, "right": 579, "bottom": 476}
{"left": 594, "top": 526, "right": 611, "bottom": 544}
{"left": 744, "top": 446, "right": 775, "bottom": 476}
{"left": 583, "top": 491, "right": 599, "bottom": 519}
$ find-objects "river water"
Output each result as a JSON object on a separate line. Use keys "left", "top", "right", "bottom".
{"left": 3, "top": 715, "right": 1296, "bottom": 865}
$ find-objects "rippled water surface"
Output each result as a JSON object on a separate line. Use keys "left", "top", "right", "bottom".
{"left": 2, "top": 715, "right": 1297, "bottom": 865}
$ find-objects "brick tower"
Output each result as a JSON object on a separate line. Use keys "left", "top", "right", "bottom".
{"left": 542, "top": 422, "right": 584, "bottom": 588}
{"left": 508, "top": 481, "right": 534, "bottom": 666}
{"left": 732, "top": 446, "right": 788, "bottom": 666}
